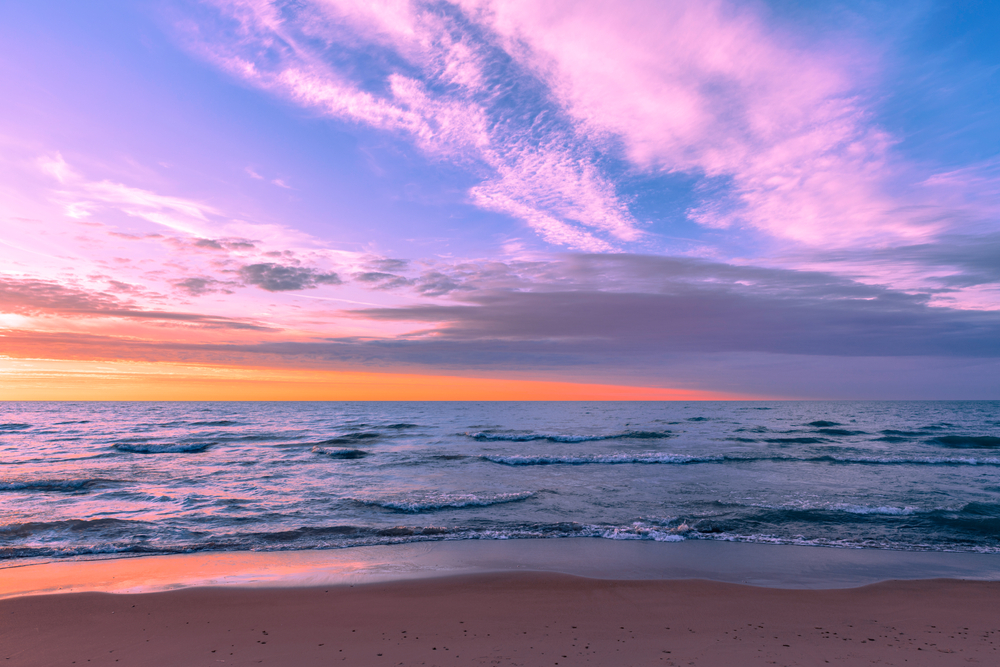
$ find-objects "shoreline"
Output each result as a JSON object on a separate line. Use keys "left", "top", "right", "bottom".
{"left": 6, "top": 540, "right": 1000, "bottom": 665}
{"left": 5, "top": 537, "right": 1000, "bottom": 599}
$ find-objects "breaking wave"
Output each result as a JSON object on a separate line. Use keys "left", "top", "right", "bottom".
{"left": 353, "top": 491, "right": 535, "bottom": 512}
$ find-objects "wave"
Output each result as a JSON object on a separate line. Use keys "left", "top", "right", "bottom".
{"left": 352, "top": 491, "right": 535, "bottom": 512}
{"left": 0, "top": 517, "right": 146, "bottom": 537}
{"left": 931, "top": 435, "right": 1000, "bottom": 448}
{"left": 113, "top": 442, "right": 212, "bottom": 453}
{"left": 806, "top": 454, "right": 1000, "bottom": 466}
{"left": 0, "top": 423, "right": 31, "bottom": 432}
{"left": 468, "top": 430, "right": 674, "bottom": 443}
{"left": 716, "top": 502, "right": 924, "bottom": 516}
{"left": 311, "top": 446, "right": 369, "bottom": 459}
{"left": 831, "top": 503, "right": 920, "bottom": 515}
{"left": 8, "top": 509, "right": 1000, "bottom": 561}
{"left": 227, "top": 432, "right": 313, "bottom": 442}
{"left": 482, "top": 452, "right": 1000, "bottom": 467}
{"left": 483, "top": 452, "right": 720, "bottom": 465}
{"left": 596, "top": 519, "right": 691, "bottom": 542}
{"left": 0, "top": 479, "right": 114, "bottom": 492}
{"left": 1, "top": 453, "right": 114, "bottom": 466}
{"left": 316, "top": 432, "right": 384, "bottom": 445}
{"left": 957, "top": 501, "right": 1000, "bottom": 516}
{"left": 763, "top": 437, "right": 827, "bottom": 444}
{"left": 189, "top": 420, "right": 240, "bottom": 427}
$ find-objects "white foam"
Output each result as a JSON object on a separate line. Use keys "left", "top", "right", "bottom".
{"left": 832, "top": 504, "right": 920, "bottom": 516}
{"left": 352, "top": 491, "right": 535, "bottom": 512}
{"left": 595, "top": 521, "right": 690, "bottom": 542}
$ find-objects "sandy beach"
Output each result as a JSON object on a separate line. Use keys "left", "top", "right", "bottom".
{"left": 3, "top": 572, "right": 1000, "bottom": 666}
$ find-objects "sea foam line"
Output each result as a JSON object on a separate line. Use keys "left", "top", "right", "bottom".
{"left": 351, "top": 491, "right": 535, "bottom": 512}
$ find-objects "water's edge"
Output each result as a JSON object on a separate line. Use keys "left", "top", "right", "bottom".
{"left": 5, "top": 537, "right": 1000, "bottom": 599}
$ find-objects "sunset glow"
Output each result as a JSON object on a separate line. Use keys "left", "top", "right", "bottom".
{"left": 1, "top": 0, "right": 998, "bottom": 398}
{"left": 0, "top": 358, "right": 750, "bottom": 401}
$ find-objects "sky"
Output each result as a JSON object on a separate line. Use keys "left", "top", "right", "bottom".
{"left": 1, "top": 0, "right": 999, "bottom": 400}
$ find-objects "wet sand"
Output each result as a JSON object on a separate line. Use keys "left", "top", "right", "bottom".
{"left": 3, "top": 572, "right": 1000, "bottom": 667}
{"left": 7, "top": 538, "right": 1000, "bottom": 599}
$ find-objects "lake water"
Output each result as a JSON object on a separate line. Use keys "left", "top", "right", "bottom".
{"left": 2, "top": 401, "right": 999, "bottom": 563}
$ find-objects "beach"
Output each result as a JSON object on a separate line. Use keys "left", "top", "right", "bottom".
{"left": 4, "top": 572, "right": 1000, "bottom": 666}
{"left": 4, "top": 402, "right": 1000, "bottom": 664}
{"left": 4, "top": 540, "right": 1000, "bottom": 666}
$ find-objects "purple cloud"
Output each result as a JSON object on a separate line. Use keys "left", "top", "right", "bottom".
{"left": 238, "top": 263, "right": 343, "bottom": 292}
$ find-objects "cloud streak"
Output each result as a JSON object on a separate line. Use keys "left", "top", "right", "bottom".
{"left": 0, "top": 275, "right": 272, "bottom": 330}
{"left": 348, "top": 255, "right": 1000, "bottom": 358}
{"left": 5, "top": 251, "right": 999, "bottom": 398}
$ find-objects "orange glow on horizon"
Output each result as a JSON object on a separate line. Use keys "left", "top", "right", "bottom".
{"left": 0, "top": 358, "right": 758, "bottom": 401}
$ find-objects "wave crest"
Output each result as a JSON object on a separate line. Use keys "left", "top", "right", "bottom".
{"left": 0, "top": 479, "right": 111, "bottom": 492}
{"left": 353, "top": 491, "right": 535, "bottom": 512}
{"left": 0, "top": 423, "right": 31, "bottom": 432}
{"left": 113, "top": 442, "right": 211, "bottom": 453}
{"left": 482, "top": 453, "right": 719, "bottom": 465}
{"left": 468, "top": 430, "right": 673, "bottom": 443}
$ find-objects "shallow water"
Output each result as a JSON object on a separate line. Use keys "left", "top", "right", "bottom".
{"left": 1, "top": 401, "right": 999, "bottom": 562}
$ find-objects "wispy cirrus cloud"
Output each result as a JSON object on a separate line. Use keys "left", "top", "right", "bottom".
{"left": 185, "top": 0, "right": 640, "bottom": 250}
{"left": 39, "top": 151, "right": 222, "bottom": 237}
{"left": 181, "top": 0, "right": 1000, "bottom": 266}
{"left": 28, "top": 152, "right": 372, "bottom": 305}
{"left": 472, "top": 0, "right": 928, "bottom": 247}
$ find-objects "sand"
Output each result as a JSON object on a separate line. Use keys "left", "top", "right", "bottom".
{"left": 3, "top": 572, "right": 999, "bottom": 667}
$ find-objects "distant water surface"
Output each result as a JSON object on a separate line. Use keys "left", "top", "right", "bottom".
{"left": 1, "top": 401, "right": 999, "bottom": 562}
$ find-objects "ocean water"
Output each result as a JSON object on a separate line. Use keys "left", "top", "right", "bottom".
{"left": 1, "top": 401, "right": 999, "bottom": 563}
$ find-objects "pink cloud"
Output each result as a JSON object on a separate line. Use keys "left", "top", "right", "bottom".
{"left": 189, "top": 0, "right": 642, "bottom": 251}
{"left": 0, "top": 152, "right": 427, "bottom": 338}
{"left": 167, "top": 1, "right": 1000, "bottom": 305}
{"left": 471, "top": 0, "right": 932, "bottom": 247}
